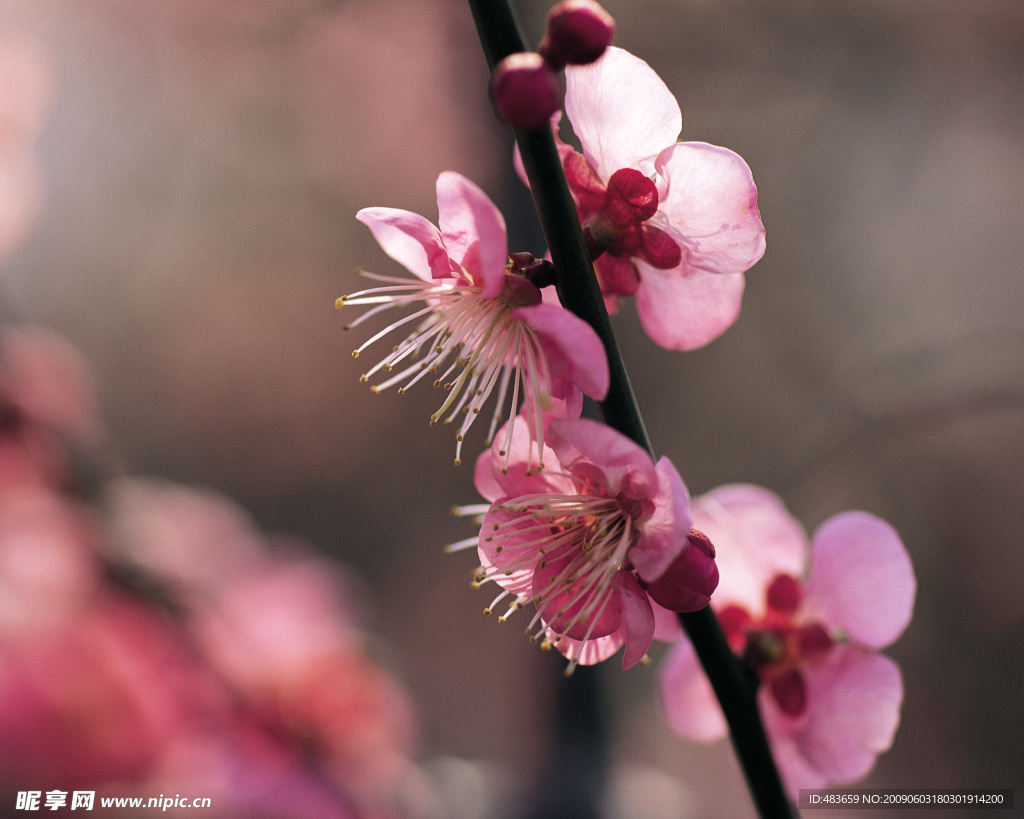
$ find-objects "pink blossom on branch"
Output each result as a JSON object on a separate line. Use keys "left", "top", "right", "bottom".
{"left": 547, "top": 46, "right": 766, "bottom": 351}
{"left": 658, "top": 484, "right": 915, "bottom": 797}
{"left": 463, "top": 417, "right": 715, "bottom": 673}
{"left": 339, "top": 171, "right": 609, "bottom": 467}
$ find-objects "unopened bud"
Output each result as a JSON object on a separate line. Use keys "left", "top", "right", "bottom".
{"left": 644, "top": 529, "right": 719, "bottom": 613}
{"left": 490, "top": 52, "right": 561, "bottom": 130}
{"left": 540, "top": 0, "right": 616, "bottom": 70}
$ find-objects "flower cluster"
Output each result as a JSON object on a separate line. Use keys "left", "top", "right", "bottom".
{"left": 338, "top": 35, "right": 768, "bottom": 673}
{"left": 0, "top": 326, "right": 425, "bottom": 817}
{"left": 657, "top": 484, "right": 915, "bottom": 797}
{"left": 337, "top": 1, "right": 914, "bottom": 804}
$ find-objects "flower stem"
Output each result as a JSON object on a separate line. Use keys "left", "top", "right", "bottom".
{"left": 466, "top": 2, "right": 795, "bottom": 816}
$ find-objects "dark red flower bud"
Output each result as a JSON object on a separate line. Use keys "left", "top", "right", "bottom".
{"left": 644, "top": 529, "right": 719, "bottom": 613}
{"left": 489, "top": 52, "right": 561, "bottom": 130}
{"left": 766, "top": 574, "right": 802, "bottom": 614}
{"left": 540, "top": 0, "right": 616, "bottom": 71}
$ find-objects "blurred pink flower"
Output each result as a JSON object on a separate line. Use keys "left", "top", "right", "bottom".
{"left": 0, "top": 326, "right": 102, "bottom": 491}
{"left": 555, "top": 47, "right": 765, "bottom": 350}
{"left": 191, "top": 556, "right": 418, "bottom": 802}
{"left": 104, "top": 477, "right": 266, "bottom": 599}
{"left": 340, "top": 170, "right": 608, "bottom": 466}
{"left": 0, "top": 32, "right": 49, "bottom": 262}
{"left": 0, "top": 489, "right": 101, "bottom": 640}
{"left": 658, "top": 484, "right": 916, "bottom": 796}
{"left": 0, "top": 595, "right": 214, "bottom": 787}
{"left": 469, "top": 417, "right": 696, "bottom": 672}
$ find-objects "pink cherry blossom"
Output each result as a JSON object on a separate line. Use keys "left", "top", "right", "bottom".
{"left": 463, "top": 416, "right": 703, "bottom": 672}
{"left": 658, "top": 484, "right": 915, "bottom": 797}
{"left": 339, "top": 171, "right": 609, "bottom": 466}
{"left": 555, "top": 47, "right": 766, "bottom": 351}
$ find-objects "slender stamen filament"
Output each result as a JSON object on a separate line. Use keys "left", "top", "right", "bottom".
{"left": 338, "top": 271, "right": 555, "bottom": 466}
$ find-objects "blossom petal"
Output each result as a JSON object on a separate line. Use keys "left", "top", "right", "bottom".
{"left": 436, "top": 171, "right": 507, "bottom": 298}
{"left": 634, "top": 263, "right": 745, "bottom": 351}
{"left": 478, "top": 501, "right": 541, "bottom": 598}
{"left": 654, "top": 142, "right": 766, "bottom": 276}
{"left": 618, "top": 571, "right": 656, "bottom": 669}
{"left": 789, "top": 647, "right": 903, "bottom": 788}
{"left": 658, "top": 637, "right": 728, "bottom": 742}
{"left": 547, "top": 418, "right": 659, "bottom": 501}
{"left": 803, "top": 512, "right": 916, "bottom": 649}
{"left": 630, "top": 457, "right": 690, "bottom": 583}
{"left": 356, "top": 207, "right": 452, "bottom": 282}
{"left": 548, "top": 630, "right": 623, "bottom": 667}
{"left": 565, "top": 47, "right": 681, "bottom": 183}
{"left": 652, "top": 602, "right": 683, "bottom": 643}
{"left": 474, "top": 419, "right": 568, "bottom": 502}
{"left": 514, "top": 302, "right": 609, "bottom": 400}
{"left": 691, "top": 484, "right": 808, "bottom": 615}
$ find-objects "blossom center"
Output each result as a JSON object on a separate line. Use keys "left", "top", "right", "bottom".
{"left": 718, "top": 573, "right": 836, "bottom": 717}
{"left": 577, "top": 168, "right": 683, "bottom": 285}
{"left": 475, "top": 490, "right": 636, "bottom": 648}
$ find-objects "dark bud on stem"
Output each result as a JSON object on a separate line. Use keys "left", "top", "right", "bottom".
{"left": 490, "top": 52, "right": 561, "bottom": 130}
{"left": 539, "top": 0, "right": 616, "bottom": 71}
{"left": 644, "top": 529, "right": 720, "bottom": 613}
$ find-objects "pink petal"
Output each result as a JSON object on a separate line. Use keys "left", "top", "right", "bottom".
{"left": 795, "top": 646, "right": 903, "bottom": 786}
{"left": 652, "top": 602, "right": 683, "bottom": 643}
{"left": 616, "top": 571, "right": 655, "bottom": 669}
{"left": 531, "top": 549, "right": 623, "bottom": 641}
{"left": 691, "top": 484, "right": 808, "bottom": 615}
{"left": 548, "top": 630, "right": 623, "bottom": 667}
{"left": 629, "top": 456, "right": 690, "bottom": 583}
{"left": 547, "top": 417, "right": 659, "bottom": 501}
{"left": 757, "top": 695, "right": 830, "bottom": 799}
{"left": 803, "top": 512, "right": 915, "bottom": 649}
{"left": 474, "top": 419, "right": 569, "bottom": 502}
{"left": 355, "top": 207, "right": 452, "bottom": 282}
{"left": 435, "top": 171, "right": 508, "bottom": 298}
{"left": 654, "top": 142, "right": 766, "bottom": 276}
{"left": 634, "top": 263, "right": 745, "bottom": 351}
{"left": 594, "top": 254, "right": 641, "bottom": 297}
{"left": 658, "top": 638, "right": 728, "bottom": 742}
{"left": 565, "top": 47, "right": 681, "bottom": 183}
{"left": 514, "top": 302, "right": 609, "bottom": 400}
{"left": 477, "top": 502, "right": 540, "bottom": 598}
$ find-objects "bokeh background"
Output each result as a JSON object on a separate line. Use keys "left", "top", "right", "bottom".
{"left": 1, "top": 0, "right": 1022, "bottom": 816}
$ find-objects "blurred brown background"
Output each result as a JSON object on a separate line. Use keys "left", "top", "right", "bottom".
{"left": 1, "top": 0, "right": 1022, "bottom": 816}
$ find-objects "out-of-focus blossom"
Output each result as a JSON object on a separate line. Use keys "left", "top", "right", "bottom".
{"left": 0, "top": 489, "right": 101, "bottom": 639}
{"left": 339, "top": 170, "right": 608, "bottom": 466}
{"left": 104, "top": 477, "right": 265, "bottom": 599}
{"left": 466, "top": 417, "right": 698, "bottom": 672}
{"left": 0, "top": 326, "right": 103, "bottom": 491}
{"left": 658, "top": 484, "right": 915, "bottom": 796}
{"left": 191, "top": 555, "right": 421, "bottom": 813}
{"left": 0, "top": 32, "right": 49, "bottom": 263}
{"left": 549, "top": 46, "right": 765, "bottom": 351}
{"left": 0, "top": 594, "right": 214, "bottom": 787}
